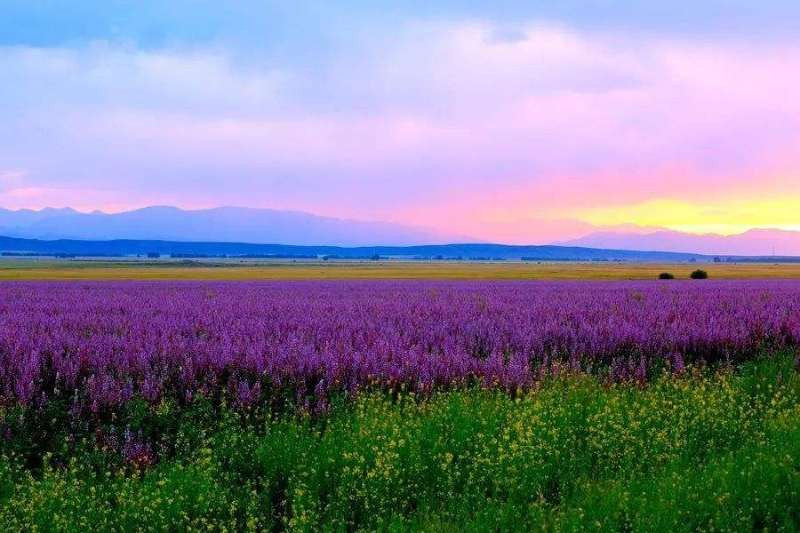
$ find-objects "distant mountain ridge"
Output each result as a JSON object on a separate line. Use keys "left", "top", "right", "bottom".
{"left": 0, "top": 206, "right": 462, "bottom": 246}
{"left": 561, "top": 228, "right": 800, "bottom": 256}
{"left": 0, "top": 235, "right": 706, "bottom": 262}
{"left": 1, "top": 206, "right": 799, "bottom": 257}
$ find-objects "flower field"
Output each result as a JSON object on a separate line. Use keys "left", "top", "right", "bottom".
{"left": 1, "top": 280, "right": 799, "bottom": 530}
{"left": 1, "top": 281, "right": 799, "bottom": 411}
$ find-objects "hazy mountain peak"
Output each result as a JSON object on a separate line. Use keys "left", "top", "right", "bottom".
{"left": 0, "top": 205, "right": 465, "bottom": 246}
{"left": 40, "top": 207, "right": 78, "bottom": 214}
{"left": 561, "top": 228, "right": 800, "bottom": 256}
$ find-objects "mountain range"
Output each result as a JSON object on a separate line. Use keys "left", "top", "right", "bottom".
{"left": 0, "top": 206, "right": 458, "bottom": 247}
{"left": 0, "top": 206, "right": 799, "bottom": 256}
{"left": 0, "top": 235, "right": 707, "bottom": 262}
{"left": 560, "top": 228, "right": 800, "bottom": 256}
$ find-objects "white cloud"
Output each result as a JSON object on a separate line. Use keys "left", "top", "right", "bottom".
{"left": 0, "top": 170, "right": 26, "bottom": 192}
{"left": 0, "top": 22, "right": 799, "bottom": 229}
{"left": 0, "top": 43, "right": 285, "bottom": 117}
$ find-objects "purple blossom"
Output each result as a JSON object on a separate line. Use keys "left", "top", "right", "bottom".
{"left": 0, "top": 280, "right": 798, "bottom": 411}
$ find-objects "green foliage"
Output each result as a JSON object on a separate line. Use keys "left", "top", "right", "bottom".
{"left": 1, "top": 356, "right": 799, "bottom": 531}
{"left": 658, "top": 272, "right": 675, "bottom": 279}
{"left": 691, "top": 269, "right": 710, "bottom": 279}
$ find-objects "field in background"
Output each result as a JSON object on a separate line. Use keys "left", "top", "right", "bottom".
{"left": 2, "top": 259, "right": 800, "bottom": 280}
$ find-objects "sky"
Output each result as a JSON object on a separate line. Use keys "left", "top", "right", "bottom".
{"left": 2, "top": 1, "right": 800, "bottom": 243}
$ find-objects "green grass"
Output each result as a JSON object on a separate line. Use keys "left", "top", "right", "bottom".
{"left": 3, "top": 258, "right": 800, "bottom": 279}
{"left": 1, "top": 355, "right": 799, "bottom": 531}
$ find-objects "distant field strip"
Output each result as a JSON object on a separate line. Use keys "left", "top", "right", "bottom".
{"left": 2, "top": 260, "right": 800, "bottom": 279}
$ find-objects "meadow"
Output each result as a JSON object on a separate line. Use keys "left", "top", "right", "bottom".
{"left": 1, "top": 357, "right": 798, "bottom": 530}
{"left": 2, "top": 258, "right": 800, "bottom": 280}
{"left": 1, "top": 279, "right": 799, "bottom": 530}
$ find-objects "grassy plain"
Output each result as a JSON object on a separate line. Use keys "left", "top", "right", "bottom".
{"left": 2, "top": 259, "right": 800, "bottom": 280}
{"left": 1, "top": 355, "right": 798, "bottom": 530}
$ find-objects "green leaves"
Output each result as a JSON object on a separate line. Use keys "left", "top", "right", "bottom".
{"left": 1, "top": 355, "right": 798, "bottom": 530}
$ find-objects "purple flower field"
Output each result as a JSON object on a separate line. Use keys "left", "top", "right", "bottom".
{"left": 2, "top": 281, "right": 799, "bottom": 411}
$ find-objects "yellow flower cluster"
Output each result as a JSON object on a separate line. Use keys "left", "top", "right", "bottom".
{"left": 1, "top": 355, "right": 798, "bottom": 531}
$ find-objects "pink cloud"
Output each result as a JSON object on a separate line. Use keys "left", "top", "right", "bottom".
{"left": 2, "top": 22, "right": 800, "bottom": 239}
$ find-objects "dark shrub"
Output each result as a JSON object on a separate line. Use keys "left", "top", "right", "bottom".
{"left": 690, "top": 269, "right": 709, "bottom": 280}
{"left": 658, "top": 273, "right": 675, "bottom": 280}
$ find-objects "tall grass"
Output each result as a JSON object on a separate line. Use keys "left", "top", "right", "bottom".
{"left": 1, "top": 354, "right": 798, "bottom": 531}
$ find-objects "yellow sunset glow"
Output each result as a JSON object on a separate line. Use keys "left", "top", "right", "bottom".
{"left": 575, "top": 197, "right": 800, "bottom": 235}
